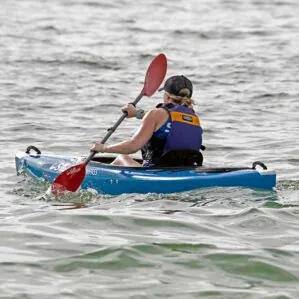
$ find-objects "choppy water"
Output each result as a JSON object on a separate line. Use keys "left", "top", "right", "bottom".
{"left": 1, "top": 0, "right": 299, "bottom": 298}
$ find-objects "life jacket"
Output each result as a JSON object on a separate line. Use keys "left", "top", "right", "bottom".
{"left": 141, "top": 103, "right": 203, "bottom": 165}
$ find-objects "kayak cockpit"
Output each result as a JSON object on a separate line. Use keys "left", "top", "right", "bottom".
{"left": 92, "top": 149, "right": 204, "bottom": 168}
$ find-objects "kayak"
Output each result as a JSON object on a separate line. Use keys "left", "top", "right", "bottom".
{"left": 15, "top": 146, "right": 276, "bottom": 195}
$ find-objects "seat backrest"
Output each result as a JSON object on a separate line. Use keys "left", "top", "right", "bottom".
{"left": 154, "top": 149, "right": 203, "bottom": 167}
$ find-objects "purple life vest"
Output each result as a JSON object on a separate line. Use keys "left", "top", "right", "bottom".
{"left": 164, "top": 105, "right": 202, "bottom": 153}
{"left": 141, "top": 104, "right": 203, "bottom": 165}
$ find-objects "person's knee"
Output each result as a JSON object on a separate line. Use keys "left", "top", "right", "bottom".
{"left": 111, "top": 154, "right": 128, "bottom": 166}
{"left": 111, "top": 155, "right": 123, "bottom": 166}
{"left": 111, "top": 154, "right": 141, "bottom": 167}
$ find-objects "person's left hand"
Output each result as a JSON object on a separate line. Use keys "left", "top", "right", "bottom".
{"left": 122, "top": 103, "right": 137, "bottom": 118}
{"left": 91, "top": 143, "right": 105, "bottom": 153}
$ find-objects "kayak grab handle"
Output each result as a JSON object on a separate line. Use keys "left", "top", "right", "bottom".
{"left": 252, "top": 161, "right": 267, "bottom": 170}
{"left": 26, "top": 145, "right": 41, "bottom": 155}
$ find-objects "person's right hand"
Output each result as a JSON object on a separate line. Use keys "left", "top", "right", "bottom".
{"left": 122, "top": 103, "right": 137, "bottom": 118}
{"left": 90, "top": 142, "right": 106, "bottom": 153}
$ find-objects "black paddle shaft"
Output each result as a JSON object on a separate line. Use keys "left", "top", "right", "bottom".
{"left": 85, "top": 92, "right": 144, "bottom": 164}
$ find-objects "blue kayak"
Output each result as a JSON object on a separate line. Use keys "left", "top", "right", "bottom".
{"left": 15, "top": 147, "right": 276, "bottom": 195}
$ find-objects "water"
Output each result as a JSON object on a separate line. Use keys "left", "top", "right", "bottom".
{"left": 1, "top": 0, "right": 299, "bottom": 298}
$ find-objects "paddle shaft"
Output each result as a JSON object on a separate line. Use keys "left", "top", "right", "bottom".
{"left": 84, "top": 91, "right": 144, "bottom": 164}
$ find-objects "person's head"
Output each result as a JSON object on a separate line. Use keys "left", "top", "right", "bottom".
{"left": 159, "top": 75, "right": 194, "bottom": 108}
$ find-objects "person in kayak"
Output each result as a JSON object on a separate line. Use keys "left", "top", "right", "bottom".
{"left": 91, "top": 75, "right": 203, "bottom": 167}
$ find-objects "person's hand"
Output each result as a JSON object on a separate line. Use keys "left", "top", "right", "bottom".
{"left": 122, "top": 103, "right": 137, "bottom": 118}
{"left": 91, "top": 143, "right": 105, "bottom": 153}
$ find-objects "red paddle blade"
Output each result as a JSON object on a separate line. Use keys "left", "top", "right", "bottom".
{"left": 143, "top": 53, "right": 167, "bottom": 96}
{"left": 51, "top": 163, "right": 86, "bottom": 195}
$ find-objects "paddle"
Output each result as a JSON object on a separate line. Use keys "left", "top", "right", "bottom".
{"left": 51, "top": 53, "right": 167, "bottom": 195}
